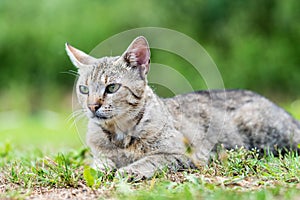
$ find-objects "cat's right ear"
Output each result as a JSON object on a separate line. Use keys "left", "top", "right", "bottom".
{"left": 120, "top": 36, "right": 151, "bottom": 78}
{"left": 65, "top": 43, "right": 97, "bottom": 68}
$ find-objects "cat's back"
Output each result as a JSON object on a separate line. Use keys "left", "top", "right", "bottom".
{"left": 162, "top": 89, "right": 267, "bottom": 117}
{"left": 161, "top": 89, "right": 264, "bottom": 139}
{"left": 161, "top": 89, "right": 300, "bottom": 152}
{"left": 162, "top": 89, "right": 297, "bottom": 126}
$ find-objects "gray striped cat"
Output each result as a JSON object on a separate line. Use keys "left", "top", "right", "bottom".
{"left": 66, "top": 36, "right": 300, "bottom": 179}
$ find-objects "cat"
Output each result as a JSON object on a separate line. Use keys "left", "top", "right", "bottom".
{"left": 66, "top": 36, "right": 300, "bottom": 180}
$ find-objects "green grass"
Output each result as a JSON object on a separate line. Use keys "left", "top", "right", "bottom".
{"left": 1, "top": 103, "right": 300, "bottom": 199}
{"left": 1, "top": 143, "right": 300, "bottom": 200}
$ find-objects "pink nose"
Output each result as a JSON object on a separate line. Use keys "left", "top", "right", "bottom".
{"left": 88, "top": 103, "right": 101, "bottom": 113}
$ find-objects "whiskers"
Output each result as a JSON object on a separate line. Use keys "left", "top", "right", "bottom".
{"left": 66, "top": 108, "right": 87, "bottom": 128}
{"left": 60, "top": 70, "right": 79, "bottom": 77}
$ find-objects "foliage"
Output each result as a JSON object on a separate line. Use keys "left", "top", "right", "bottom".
{"left": 1, "top": 2, "right": 300, "bottom": 198}
{"left": 0, "top": 0, "right": 299, "bottom": 112}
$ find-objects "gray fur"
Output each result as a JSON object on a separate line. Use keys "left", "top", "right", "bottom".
{"left": 66, "top": 37, "right": 300, "bottom": 179}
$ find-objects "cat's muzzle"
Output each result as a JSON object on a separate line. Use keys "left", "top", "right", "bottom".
{"left": 94, "top": 110, "right": 111, "bottom": 119}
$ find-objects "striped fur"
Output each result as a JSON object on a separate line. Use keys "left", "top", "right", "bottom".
{"left": 66, "top": 36, "right": 300, "bottom": 180}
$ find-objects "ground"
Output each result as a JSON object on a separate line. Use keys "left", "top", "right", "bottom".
{"left": 1, "top": 145, "right": 300, "bottom": 200}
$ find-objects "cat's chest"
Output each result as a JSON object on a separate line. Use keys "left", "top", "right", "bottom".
{"left": 102, "top": 120, "right": 147, "bottom": 150}
{"left": 108, "top": 134, "right": 148, "bottom": 167}
{"left": 110, "top": 131, "right": 148, "bottom": 153}
{"left": 98, "top": 118, "right": 161, "bottom": 166}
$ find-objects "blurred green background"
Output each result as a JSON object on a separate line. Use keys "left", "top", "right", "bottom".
{"left": 0, "top": 0, "right": 300, "bottom": 151}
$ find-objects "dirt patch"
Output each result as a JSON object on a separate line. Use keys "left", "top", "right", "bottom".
{"left": 1, "top": 172, "right": 299, "bottom": 199}
{"left": 1, "top": 183, "right": 114, "bottom": 200}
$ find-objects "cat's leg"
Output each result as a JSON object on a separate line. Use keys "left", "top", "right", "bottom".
{"left": 116, "top": 154, "right": 192, "bottom": 180}
{"left": 86, "top": 122, "right": 117, "bottom": 171}
{"left": 91, "top": 156, "right": 116, "bottom": 172}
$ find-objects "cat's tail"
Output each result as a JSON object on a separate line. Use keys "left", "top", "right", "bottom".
{"left": 291, "top": 119, "right": 300, "bottom": 153}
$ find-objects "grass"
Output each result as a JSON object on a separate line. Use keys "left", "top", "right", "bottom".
{"left": 1, "top": 143, "right": 300, "bottom": 200}
{"left": 1, "top": 102, "right": 300, "bottom": 199}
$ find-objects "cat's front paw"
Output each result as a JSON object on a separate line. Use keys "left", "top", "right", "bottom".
{"left": 116, "top": 166, "right": 152, "bottom": 181}
{"left": 91, "top": 158, "right": 116, "bottom": 173}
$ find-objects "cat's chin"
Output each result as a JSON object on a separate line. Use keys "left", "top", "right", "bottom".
{"left": 89, "top": 113, "right": 114, "bottom": 121}
{"left": 95, "top": 115, "right": 112, "bottom": 120}
{"left": 86, "top": 110, "right": 115, "bottom": 121}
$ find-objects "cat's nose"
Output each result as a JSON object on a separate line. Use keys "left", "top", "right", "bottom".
{"left": 88, "top": 103, "right": 101, "bottom": 113}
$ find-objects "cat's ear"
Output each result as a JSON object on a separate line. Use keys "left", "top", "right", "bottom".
{"left": 65, "top": 43, "right": 97, "bottom": 68}
{"left": 122, "top": 36, "right": 151, "bottom": 76}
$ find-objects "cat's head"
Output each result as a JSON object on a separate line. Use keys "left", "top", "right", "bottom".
{"left": 66, "top": 36, "right": 150, "bottom": 122}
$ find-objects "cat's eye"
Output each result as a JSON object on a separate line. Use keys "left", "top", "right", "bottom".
{"left": 106, "top": 83, "right": 121, "bottom": 94}
{"left": 79, "top": 85, "right": 89, "bottom": 94}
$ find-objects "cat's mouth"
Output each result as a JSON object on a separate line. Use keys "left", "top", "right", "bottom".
{"left": 92, "top": 111, "right": 114, "bottom": 120}
{"left": 95, "top": 115, "right": 111, "bottom": 120}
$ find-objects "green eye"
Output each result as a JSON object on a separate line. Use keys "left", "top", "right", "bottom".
{"left": 106, "top": 83, "right": 121, "bottom": 94}
{"left": 79, "top": 85, "right": 89, "bottom": 94}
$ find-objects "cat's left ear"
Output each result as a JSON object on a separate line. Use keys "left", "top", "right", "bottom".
{"left": 122, "top": 36, "right": 151, "bottom": 77}
{"left": 65, "top": 43, "right": 98, "bottom": 68}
